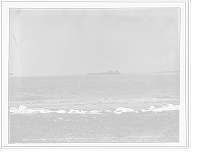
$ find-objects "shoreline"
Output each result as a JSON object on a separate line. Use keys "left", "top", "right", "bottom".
{"left": 10, "top": 110, "right": 179, "bottom": 143}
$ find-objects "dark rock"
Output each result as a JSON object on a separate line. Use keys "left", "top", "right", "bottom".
{"left": 68, "top": 109, "right": 80, "bottom": 113}
{"left": 149, "top": 105, "right": 158, "bottom": 110}
{"left": 89, "top": 109, "right": 102, "bottom": 114}
{"left": 9, "top": 106, "right": 18, "bottom": 112}
{"left": 116, "top": 107, "right": 134, "bottom": 112}
{"left": 57, "top": 109, "right": 67, "bottom": 113}
{"left": 18, "top": 104, "right": 28, "bottom": 112}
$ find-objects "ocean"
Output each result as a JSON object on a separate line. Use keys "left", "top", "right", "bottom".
{"left": 9, "top": 73, "right": 179, "bottom": 110}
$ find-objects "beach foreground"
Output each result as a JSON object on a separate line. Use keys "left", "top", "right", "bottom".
{"left": 10, "top": 110, "right": 179, "bottom": 143}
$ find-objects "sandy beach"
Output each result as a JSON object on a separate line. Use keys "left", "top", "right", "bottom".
{"left": 10, "top": 110, "right": 179, "bottom": 143}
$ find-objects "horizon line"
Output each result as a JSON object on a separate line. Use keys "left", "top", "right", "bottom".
{"left": 8, "top": 71, "right": 179, "bottom": 78}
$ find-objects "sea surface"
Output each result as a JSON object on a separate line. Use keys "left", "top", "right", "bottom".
{"left": 9, "top": 73, "right": 180, "bottom": 110}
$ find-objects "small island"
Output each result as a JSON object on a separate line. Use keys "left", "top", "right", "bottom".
{"left": 87, "top": 70, "right": 121, "bottom": 76}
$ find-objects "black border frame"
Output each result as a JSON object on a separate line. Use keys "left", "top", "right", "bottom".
{"left": 1, "top": 2, "right": 186, "bottom": 148}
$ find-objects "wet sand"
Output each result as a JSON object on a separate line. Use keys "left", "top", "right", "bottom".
{"left": 9, "top": 111, "right": 179, "bottom": 143}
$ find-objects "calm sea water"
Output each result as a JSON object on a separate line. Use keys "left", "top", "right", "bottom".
{"left": 9, "top": 73, "right": 180, "bottom": 110}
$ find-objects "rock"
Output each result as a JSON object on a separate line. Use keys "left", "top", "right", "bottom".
{"left": 149, "top": 105, "right": 158, "bottom": 110}
{"left": 18, "top": 104, "right": 28, "bottom": 112}
{"left": 89, "top": 109, "right": 102, "bottom": 114}
{"left": 68, "top": 109, "right": 80, "bottom": 113}
{"left": 9, "top": 106, "right": 18, "bottom": 112}
{"left": 116, "top": 107, "right": 134, "bottom": 112}
{"left": 57, "top": 109, "right": 67, "bottom": 113}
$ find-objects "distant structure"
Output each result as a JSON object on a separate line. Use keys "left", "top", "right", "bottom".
{"left": 87, "top": 70, "right": 121, "bottom": 76}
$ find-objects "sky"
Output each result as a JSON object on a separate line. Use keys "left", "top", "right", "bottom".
{"left": 9, "top": 8, "right": 180, "bottom": 76}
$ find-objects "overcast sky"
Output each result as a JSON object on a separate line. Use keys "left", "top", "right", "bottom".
{"left": 9, "top": 8, "right": 180, "bottom": 76}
